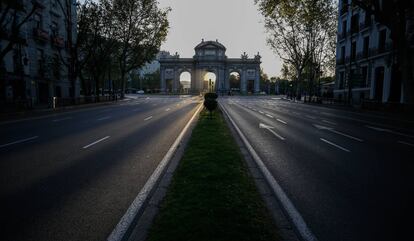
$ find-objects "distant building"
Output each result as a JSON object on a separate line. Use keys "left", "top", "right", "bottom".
{"left": 335, "top": 0, "right": 404, "bottom": 104}
{"left": 0, "top": 0, "right": 78, "bottom": 106}
{"left": 138, "top": 51, "right": 172, "bottom": 78}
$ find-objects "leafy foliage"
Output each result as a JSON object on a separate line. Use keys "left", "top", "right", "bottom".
{"left": 204, "top": 92, "right": 218, "bottom": 118}
{"left": 255, "top": 0, "right": 337, "bottom": 96}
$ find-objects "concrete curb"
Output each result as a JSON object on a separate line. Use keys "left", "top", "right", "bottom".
{"left": 107, "top": 103, "right": 203, "bottom": 241}
{"left": 219, "top": 102, "right": 311, "bottom": 241}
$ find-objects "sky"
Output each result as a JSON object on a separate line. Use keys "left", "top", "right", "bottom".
{"left": 157, "top": 0, "right": 282, "bottom": 78}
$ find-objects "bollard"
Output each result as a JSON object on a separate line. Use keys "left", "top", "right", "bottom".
{"left": 52, "top": 97, "right": 57, "bottom": 109}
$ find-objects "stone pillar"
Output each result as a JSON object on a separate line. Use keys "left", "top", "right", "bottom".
{"left": 191, "top": 68, "right": 197, "bottom": 94}
{"left": 369, "top": 65, "right": 376, "bottom": 99}
{"left": 241, "top": 68, "right": 247, "bottom": 94}
{"left": 160, "top": 66, "right": 166, "bottom": 93}
{"left": 224, "top": 68, "right": 230, "bottom": 91}
{"left": 218, "top": 67, "right": 225, "bottom": 94}
{"left": 173, "top": 68, "right": 179, "bottom": 94}
{"left": 255, "top": 67, "right": 260, "bottom": 93}
{"left": 383, "top": 65, "right": 392, "bottom": 102}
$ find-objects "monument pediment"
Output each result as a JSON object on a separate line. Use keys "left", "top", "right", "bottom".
{"left": 194, "top": 39, "right": 226, "bottom": 51}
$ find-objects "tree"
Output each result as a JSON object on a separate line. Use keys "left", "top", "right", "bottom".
{"left": 350, "top": 0, "right": 414, "bottom": 103}
{"left": 110, "top": 0, "right": 170, "bottom": 98}
{"left": 204, "top": 92, "right": 218, "bottom": 118}
{"left": 255, "top": 0, "right": 337, "bottom": 99}
{"left": 55, "top": 0, "right": 77, "bottom": 98}
{"left": 0, "top": 0, "right": 42, "bottom": 62}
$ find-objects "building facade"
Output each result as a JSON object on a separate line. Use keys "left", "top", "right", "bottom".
{"left": 159, "top": 40, "right": 261, "bottom": 94}
{"left": 0, "top": 0, "right": 78, "bottom": 106}
{"left": 334, "top": 0, "right": 399, "bottom": 104}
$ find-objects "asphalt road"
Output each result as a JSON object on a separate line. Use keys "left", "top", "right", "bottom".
{"left": 0, "top": 95, "right": 201, "bottom": 241}
{"left": 220, "top": 96, "right": 414, "bottom": 241}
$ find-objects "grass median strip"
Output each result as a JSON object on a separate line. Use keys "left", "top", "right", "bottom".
{"left": 147, "top": 110, "right": 279, "bottom": 241}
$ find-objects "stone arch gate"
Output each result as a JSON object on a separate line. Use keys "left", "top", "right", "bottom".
{"left": 159, "top": 39, "right": 262, "bottom": 94}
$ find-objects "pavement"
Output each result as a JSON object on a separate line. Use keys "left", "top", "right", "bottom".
{"left": 0, "top": 95, "right": 201, "bottom": 241}
{"left": 220, "top": 96, "right": 414, "bottom": 241}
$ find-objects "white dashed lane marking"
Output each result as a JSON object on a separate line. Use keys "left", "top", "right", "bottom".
{"left": 0, "top": 136, "right": 39, "bottom": 148}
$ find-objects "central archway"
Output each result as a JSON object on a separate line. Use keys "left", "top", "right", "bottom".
{"left": 203, "top": 72, "right": 217, "bottom": 92}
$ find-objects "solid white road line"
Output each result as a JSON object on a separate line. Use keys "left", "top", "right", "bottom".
{"left": 82, "top": 136, "right": 110, "bottom": 149}
{"left": 0, "top": 136, "right": 39, "bottom": 148}
{"left": 322, "top": 119, "right": 337, "bottom": 125}
{"left": 108, "top": 103, "right": 203, "bottom": 241}
{"left": 314, "top": 124, "right": 363, "bottom": 142}
{"left": 366, "top": 125, "right": 414, "bottom": 138}
{"left": 52, "top": 117, "right": 72, "bottom": 122}
{"left": 221, "top": 104, "right": 318, "bottom": 241}
{"left": 144, "top": 116, "right": 153, "bottom": 121}
{"left": 97, "top": 116, "right": 111, "bottom": 121}
{"left": 398, "top": 141, "right": 414, "bottom": 148}
{"left": 276, "top": 118, "right": 288, "bottom": 125}
{"left": 320, "top": 138, "right": 350, "bottom": 152}
{"left": 305, "top": 115, "right": 317, "bottom": 119}
{"left": 329, "top": 129, "right": 363, "bottom": 142}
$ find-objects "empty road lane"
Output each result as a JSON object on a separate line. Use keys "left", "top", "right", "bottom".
{"left": 0, "top": 96, "right": 201, "bottom": 241}
{"left": 221, "top": 96, "right": 414, "bottom": 241}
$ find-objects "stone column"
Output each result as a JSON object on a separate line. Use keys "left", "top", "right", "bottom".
{"left": 224, "top": 68, "right": 230, "bottom": 91}
{"left": 191, "top": 68, "right": 197, "bottom": 94}
{"left": 255, "top": 67, "right": 260, "bottom": 93}
{"left": 160, "top": 66, "right": 166, "bottom": 93}
{"left": 173, "top": 68, "right": 179, "bottom": 94}
{"left": 241, "top": 68, "right": 247, "bottom": 94}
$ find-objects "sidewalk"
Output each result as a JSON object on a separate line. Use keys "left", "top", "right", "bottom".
{"left": 280, "top": 96, "right": 414, "bottom": 121}
{"left": 0, "top": 97, "right": 132, "bottom": 123}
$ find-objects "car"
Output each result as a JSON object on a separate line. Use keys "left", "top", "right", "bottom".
{"left": 137, "top": 90, "right": 145, "bottom": 94}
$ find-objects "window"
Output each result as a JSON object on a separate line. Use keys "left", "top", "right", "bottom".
{"left": 351, "top": 14, "right": 359, "bottom": 33}
{"left": 13, "top": 49, "right": 22, "bottom": 73}
{"left": 378, "top": 29, "right": 387, "bottom": 52}
{"left": 34, "top": 13, "right": 42, "bottom": 29}
{"left": 37, "top": 49, "right": 44, "bottom": 76}
{"left": 342, "top": 20, "right": 347, "bottom": 36}
{"left": 363, "top": 36, "right": 369, "bottom": 57}
{"left": 51, "top": 21, "right": 58, "bottom": 36}
{"left": 341, "top": 46, "right": 346, "bottom": 62}
{"left": 362, "top": 66, "right": 368, "bottom": 87}
{"left": 364, "top": 12, "right": 372, "bottom": 26}
{"left": 339, "top": 72, "right": 345, "bottom": 89}
{"left": 351, "top": 41, "right": 357, "bottom": 61}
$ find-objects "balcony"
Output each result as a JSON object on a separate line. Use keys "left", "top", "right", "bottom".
{"left": 340, "top": 7, "right": 348, "bottom": 16}
{"left": 6, "top": 0, "right": 24, "bottom": 10}
{"left": 33, "top": 0, "right": 46, "bottom": 10}
{"left": 52, "top": 36, "right": 65, "bottom": 48}
{"left": 33, "top": 28, "right": 49, "bottom": 42}
{"left": 0, "top": 29, "right": 26, "bottom": 44}
{"left": 356, "top": 52, "right": 369, "bottom": 60}
{"left": 359, "top": 22, "right": 371, "bottom": 31}
{"left": 338, "top": 32, "right": 347, "bottom": 40}
{"left": 378, "top": 42, "right": 393, "bottom": 54}
{"left": 369, "top": 48, "right": 378, "bottom": 56}
{"left": 345, "top": 56, "right": 351, "bottom": 63}
{"left": 336, "top": 58, "right": 345, "bottom": 65}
